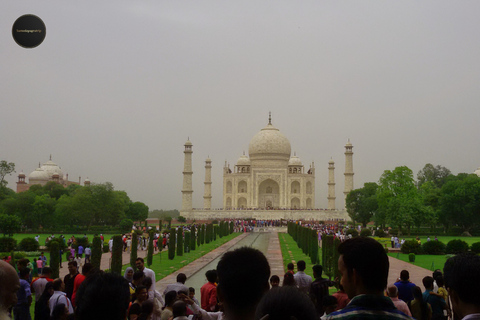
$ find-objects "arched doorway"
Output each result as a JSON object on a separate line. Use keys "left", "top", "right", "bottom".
{"left": 291, "top": 197, "right": 300, "bottom": 209}
{"left": 238, "top": 197, "right": 247, "bottom": 209}
{"left": 226, "top": 197, "right": 232, "bottom": 209}
{"left": 258, "top": 179, "right": 280, "bottom": 209}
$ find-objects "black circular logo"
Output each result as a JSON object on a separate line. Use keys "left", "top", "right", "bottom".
{"left": 12, "top": 14, "right": 46, "bottom": 48}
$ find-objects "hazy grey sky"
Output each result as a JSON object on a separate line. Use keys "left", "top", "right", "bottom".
{"left": 2, "top": 1, "right": 480, "bottom": 211}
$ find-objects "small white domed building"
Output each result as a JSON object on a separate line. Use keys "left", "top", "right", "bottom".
{"left": 222, "top": 117, "right": 315, "bottom": 210}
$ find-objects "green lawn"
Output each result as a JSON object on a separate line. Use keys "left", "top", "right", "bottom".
{"left": 388, "top": 252, "right": 453, "bottom": 271}
{"left": 398, "top": 236, "right": 480, "bottom": 247}
{"left": 121, "top": 233, "right": 241, "bottom": 280}
{"left": 11, "top": 233, "right": 118, "bottom": 245}
{"left": 278, "top": 232, "right": 318, "bottom": 279}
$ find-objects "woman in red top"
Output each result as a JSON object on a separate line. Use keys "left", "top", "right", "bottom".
{"left": 71, "top": 263, "right": 93, "bottom": 307}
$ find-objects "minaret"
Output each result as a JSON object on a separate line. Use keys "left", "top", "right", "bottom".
{"left": 182, "top": 139, "right": 193, "bottom": 212}
{"left": 328, "top": 158, "right": 336, "bottom": 210}
{"left": 203, "top": 157, "right": 212, "bottom": 209}
{"left": 343, "top": 140, "right": 354, "bottom": 205}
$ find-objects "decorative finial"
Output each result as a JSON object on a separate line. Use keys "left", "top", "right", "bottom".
{"left": 38, "top": 162, "right": 41, "bottom": 168}
{"left": 268, "top": 111, "right": 272, "bottom": 125}
{"left": 50, "top": 154, "right": 52, "bottom": 161}
{"left": 294, "top": 151, "right": 296, "bottom": 156}
{"left": 243, "top": 151, "right": 245, "bottom": 155}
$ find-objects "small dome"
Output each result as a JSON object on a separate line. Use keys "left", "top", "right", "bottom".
{"left": 18, "top": 171, "right": 25, "bottom": 177}
{"left": 237, "top": 154, "right": 251, "bottom": 166}
{"left": 40, "top": 160, "right": 63, "bottom": 178}
{"left": 289, "top": 155, "right": 303, "bottom": 166}
{"left": 29, "top": 168, "right": 49, "bottom": 180}
{"left": 248, "top": 123, "right": 291, "bottom": 161}
{"left": 475, "top": 167, "right": 480, "bottom": 177}
{"left": 328, "top": 159, "right": 334, "bottom": 164}
{"left": 185, "top": 140, "right": 192, "bottom": 146}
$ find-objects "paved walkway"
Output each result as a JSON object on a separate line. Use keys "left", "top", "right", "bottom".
{"left": 387, "top": 256, "right": 433, "bottom": 288}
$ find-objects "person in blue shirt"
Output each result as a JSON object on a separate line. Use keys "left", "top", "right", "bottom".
{"left": 13, "top": 268, "right": 32, "bottom": 320}
{"left": 422, "top": 276, "right": 446, "bottom": 320}
{"left": 394, "top": 270, "right": 416, "bottom": 303}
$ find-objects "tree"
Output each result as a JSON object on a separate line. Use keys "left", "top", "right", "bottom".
{"left": 91, "top": 236, "right": 102, "bottom": 270}
{"left": 346, "top": 182, "right": 378, "bottom": 227}
{"left": 176, "top": 228, "right": 183, "bottom": 257}
{"left": 0, "top": 214, "right": 21, "bottom": 236}
{"left": 111, "top": 235, "right": 123, "bottom": 274}
{"left": 440, "top": 174, "right": 480, "bottom": 234}
{"left": 190, "top": 225, "right": 196, "bottom": 251}
{"left": 130, "top": 233, "right": 138, "bottom": 270}
{"left": 377, "top": 166, "right": 423, "bottom": 233}
{"left": 32, "top": 194, "right": 57, "bottom": 229}
{"left": 0, "top": 160, "right": 15, "bottom": 188}
{"left": 49, "top": 240, "right": 60, "bottom": 278}
{"left": 417, "top": 164, "right": 452, "bottom": 189}
{"left": 126, "top": 202, "right": 149, "bottom": 222}
{"left": 168, "top": 228, "right": 176, "bottom": 260}
{"left": 147, "top": 230, "right": 154, "bottom": 266}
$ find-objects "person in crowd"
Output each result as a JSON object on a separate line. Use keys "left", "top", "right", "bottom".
{"left": 13, "top": 267, "right": 32, "bottom": 320}
{"left": 160, "top": 291, "right": 177, "bottom": 320}
{"left": 0, "top": 260, "right": 20, "bottom": 319}
{"left": 130, "top": 271, "right": 145, "bottom": 298}
{"left": 321, "top": 296, "right": 339, "bottom": 320}
{"left": 129, "top": 285, "right": 149, "bottom": 320}
{"left": 136, "top": 258, "right": 156, "bottom": 293}
{"left": 254, "top": 285, "right": 318, "bottom": 320}
{"left": 139, "top": 300, "right": 155, "bottom": 320}
{"left": 444, "top": 253, "right": 480, "bottom": 320}
{"left": 39, "top": 252, "right": 47, "bottom": 272}
{"left": 309, "top": 264, "right": 336, "bottom": 316}
{"left": 294, "top": 260, "right": 312, "bottom": 294}
{"left": 326, "top": 237, "right": 412, "bottom": 319}
{"left": 422, "top": 276, "right": 447, "bottom": 320}
{"left": 409, "top": 286, "right": 432, "bottom": 320}
{"left": 216, "top": 246, "right": 270, "bottom": 320}
{"left": 394, "top": 270, "right": 416, "bottom": 304}
{"left": 75, "top": 271, "right": 131, "bottom": 320}
{"left": 32, "top": 258, "right": 38, "bottom": 277}
{"left": 49, "top": 279, "right": 73, "bottom": 316}
{"left": 172, "top": 300, "right": 192, "bottom": 320}
{"left": 84, "top": 246, "right": 91, "bottom": 264}
{"left": 201, "top": 269, "right": 218, "bottom": 312}
{"left": 283, "top": 272, "right": 295, "bottom": 286}
{"left": 269, "top": 275, "right": 280, "bottom": 288}
{"left": 286, "top": 263, "right": 294, "bottom": 275}
{"left": 31, "top": 267, "right": 53, "bottom": 302}
{"left": 142, "top": 277, "right": 164, "bottom": 320}
{"left": 34, "top": 282, "right": 54, "bottom": 320}
{"left": 386, "top": 285, "right": 412, "bottom": 316}
{"left": 71, "top": 263, "right": 94, "bottom": 307}
{"left": 188, "top": 287, "right": 200, "bottom": 306}
{"left": 332, "top": 285, "right": 349, "bottom": 311}
{"left": 50, "top": 303, "right": 69, "bottom": 320}
{"left": 124, "top": 267, "right": 134, "bottom": 284}
{"left": 164, "top": 273, "right": 189, "bottom": 297}
{"left": 63, "top": 261, "right": 78, "bottom": 301}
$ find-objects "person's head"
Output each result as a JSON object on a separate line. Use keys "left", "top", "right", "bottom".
{"left": 172, "top": 300, "right": 187, "bottom": 318}
{"left": 422, "top": 276, "right": 434, "bottom": 291}
{"left": 40, "top": 282, "right": 54, "bottom": 300}
{"left": 142, "top": 277, "right": 152, "bottom": 290}
{"left": 400, "top": 270, "right": 409, "bottom": 281}
{"left": 217, "top": 247, "right": 270, "bottom": 319}
{"left": 387, "top": 285, "right": 398, "bottom": 298}
{"left": 76, "top": 272, "right": 131, "bottom": 320}
{"left": 412, "top": 286, "right": 423, "bottom": 300}
{"left": 68, "top": 261, "right": 78, "bottom": 275}
{"left": 270, "top": 275, "right": 280, "bottom": 288}
{"left": 19, "top": 267, "right": 30, "bottom": 280}
{"left": 436, "top": 275, "right": 444, "bottom": 288}
{"left": 0, "top": 260, "right": 20, "bottom": 313}
{"left": 42, "top": 267, "right": 52, "bottom": 277}
{"left": 40, "top": 252, "right": 45, "bottom": 256}
{"left": 297, "top": 260, "right": 306, "bottom": 272}
{"left": 205, "top": 269, "right": 217, "bottom": 283}
{"left": 132, "top": 271, "right": 145, "bottom": 286}
{"left": 287, "top": 263, "right": 294, "bottom": 271}
{"left": 52, "top": 278, "right": 64, "bottom": 291}
{"left": 176, "top": 273, "right": 187, "bottom": 284}
{"left": 433, "top": 269, "right": 442, "bottom": 281}
{"left": 82, "top": 263, "right": 94, "bottom": 276}
{"left": 312, "top": 265, "right": 323, "bottom": 279}
{"left": 135, "top": 258, "right": 145, "bottom": 271}
{"left": 188, "top": 287, "right": 195, "bottom": 299}
{"left": 283, "top": 272, "right": 295, "bottom": 286}
{"left": 255, "top": 286, "right": 318, "bottom": 320}
{"left": 124, "top": 267, "right": 134, "bottom": 282}
{"left": 135, "top": 285, "right": 148, "bottom": 303}
{"left": 140, "top": 300, "right": 154, "bottom": 318}
{"left": 323, "top": 295, "right": 338, "bottom": 315}
{"left": 444, "top": 253, "right": 480, "bottom": 319}
{"left": 337, "top": 237, "right": 389, "bottom": 299}
{"left": 51, "top": 303, "right": 68, "bottom": 320}
{"left": 164, "top": 290, "right": 177, "bottom": 308}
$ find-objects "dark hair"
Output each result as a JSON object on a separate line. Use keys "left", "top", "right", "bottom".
{"left": 287, "top": 263, "right": 294, "bottom": 271}
{"left": 53, "top": 278, "right": 63, "bottom": 291}
{"left": 142, "top": 277, "right": 152, "bottom": 290}
{"left": 133, "top": 271, "right": 145, "bottom": 281}
{"left": 422, "top": 276, "right": 434, "bottom": 290}
{"left": 270, "top": 275, "right": 280, "bottom": 283}
{"left": 43, "top": 267, "right": 52, "bottom": 275}
{"left": 312, "top": 264, "right": 323, "bottom": 277}
{"left": 164, "top": 291, "right": 177, "bottom": 308}
{"left": 75, "top": 272, "right": 131, "bottom": 320}
{"left": 205, "top": 269, "right": 217, "bottom": 283}
{"left": 136, "top": 257, "right": 144, "bottom": 263}
{"left": 68, "top": 261, "right": 77, "bottom": 267}
{"left": 189, "top": 287, "right": 195, "bottom": 293}
{"left": 135, "top": 285, "right": 147, "bottom": 295}
{"left": 176, "top": 273, "right": 187, "bottom": 284}
{"left": 172, "top": 300, "right": 187, "bottom": 317}
{"left": 217, "top": 247, "right": 270, "bottom": 316}
{"left": 283, "top": 272, "right": 295, "bottom": 286}
{"left": 435, "top": 275, "right": 444, "bottom": 288}
{"left": 337, "top": 237, "right": 389, "bottom": 293}
{"left": 432, "top": 269, "right": 442, "bottom": 281}
{"left": 444, "top": 253, "right": 480, "bottom": 306}
{"left": 51, "top": 303, "right": 67, "bottom": 320}
{"left": 412, "top": 286, "right": 428, "bottom": 320}
{"left": 139, "top": 300, "right": 154, "bottom": 320}
{"left": 323, "top": 295, "right": 338, "bottom": 308}
{"left": 297, "top": 260, "right": 306, "bottom": 271}
{"left": 400, "top": 270, "right": 409, "bottom": 281}
{"left": 82, "top": 263, "right": 94, "bottom": 275}
{"left": 19, "top": 267, "right": 30, "bottom": 278}
{"left": 255, "top": 286, "right": 318, "bottom": 320}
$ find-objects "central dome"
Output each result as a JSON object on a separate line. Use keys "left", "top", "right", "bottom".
{"left": 248, "top": 122, "right": 291, "bottom": 161}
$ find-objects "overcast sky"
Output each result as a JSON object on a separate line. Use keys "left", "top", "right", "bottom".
{"left": 2, "top": 1, "right": 480, "bottom": 211}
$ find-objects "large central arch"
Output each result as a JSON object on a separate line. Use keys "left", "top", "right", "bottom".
{"left": 258, "top": 179, "right": 280, "bottom": 209}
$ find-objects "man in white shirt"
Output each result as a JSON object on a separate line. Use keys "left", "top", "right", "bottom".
{"left": 136, "top": 257, "right": 156, "bottom": 292}
{"left": 49, "top": 279, "right": 74, "bottom": 315}
{"left": 294, "top": 260, "right": 312, "bottom": 295}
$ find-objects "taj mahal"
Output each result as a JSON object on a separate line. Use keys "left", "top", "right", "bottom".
{"left": 180, "top": 114, "right": 352, "bottom": 221}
